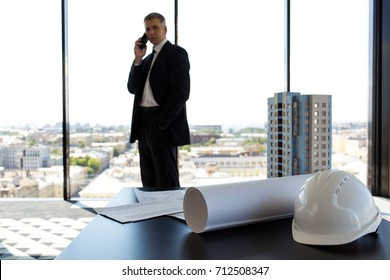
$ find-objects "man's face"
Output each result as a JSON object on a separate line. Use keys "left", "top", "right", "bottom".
{"left": 144, "top": 18, "right": 167, "bottom": 46}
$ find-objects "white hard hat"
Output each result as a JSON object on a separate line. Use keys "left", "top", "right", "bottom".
{"left": 292, "top": 169, "right": 382, "bottom": 245}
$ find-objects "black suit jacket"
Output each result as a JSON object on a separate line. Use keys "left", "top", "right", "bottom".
{"left": 127, "top": 41, "right": 191, "bottom": 146}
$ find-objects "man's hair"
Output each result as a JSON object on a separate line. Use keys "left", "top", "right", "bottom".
{"left": 144, "top": 12, "right": 166, "bottom": 26}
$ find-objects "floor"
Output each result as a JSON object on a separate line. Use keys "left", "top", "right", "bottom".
{"left": 0, "top": 200, "right": 107, "bottom": 260}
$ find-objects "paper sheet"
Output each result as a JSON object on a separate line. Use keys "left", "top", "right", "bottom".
{"left": 134, "top": 188, "right": 186, "bottom": 203}
{"left": 95, "top": 200, "right": 183, "bottom": 223}
{"left": 183, "top": 174, "right": 314, "bottom": 233}
{"left": 134, "top": 188, "right": 186, "bottom": 220}
{"left": 95, "top": 188, "right": 186, "bottom": 223}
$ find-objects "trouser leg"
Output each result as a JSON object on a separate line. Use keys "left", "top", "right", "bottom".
{"left": 138, "top": 138, "right": 157, "bottom": 187}
{"left": 138, "top": 110, "right": 180, "bottom": 189}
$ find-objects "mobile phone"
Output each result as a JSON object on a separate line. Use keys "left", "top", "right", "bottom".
{"left": 140, "top": 33, "right": 148, "bottom": 49}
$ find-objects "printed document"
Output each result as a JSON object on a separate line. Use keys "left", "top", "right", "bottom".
{"left": 95, "top": 188, "right": 185, "bottom": 223}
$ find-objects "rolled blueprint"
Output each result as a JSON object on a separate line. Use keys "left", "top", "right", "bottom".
{"left": 183, "top": 174, "right": 314, "bottom": 233}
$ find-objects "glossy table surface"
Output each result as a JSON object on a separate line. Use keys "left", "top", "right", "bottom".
{"left": 56, "top": 188, "right": 390, "bottom": 260}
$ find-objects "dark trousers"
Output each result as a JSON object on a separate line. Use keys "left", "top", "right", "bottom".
{"left": 138, "top": 108, "right": 180, "bottom": 189}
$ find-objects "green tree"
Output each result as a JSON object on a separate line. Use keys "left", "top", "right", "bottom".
{"left": 87, "top": 158, "right": 101, "bottom": 175}
{"left": 181, "top": 145, "right": 191, "bottom": 152}
{"left": 29, "top": 139, "right": 37, "bottom": 147}
{"left": 113, "top": 147, "right": 120, "bottom": 157}
{"left": 70, "top": 156, "right": 101, "bottom": 175}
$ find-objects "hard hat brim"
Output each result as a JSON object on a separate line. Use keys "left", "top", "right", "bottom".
{"left": 292, "top": 210, "right": 382, "bottom": 246}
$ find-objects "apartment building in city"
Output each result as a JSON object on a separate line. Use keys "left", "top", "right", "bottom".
{"left": 1, "top": 145, "right": 50, "bottom": 170}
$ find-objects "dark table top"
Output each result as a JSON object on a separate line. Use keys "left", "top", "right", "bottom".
{"left": 56, "top": 187, "right": 390, "bottom": 260}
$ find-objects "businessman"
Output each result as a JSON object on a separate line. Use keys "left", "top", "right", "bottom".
{"left": 127, "top": 12, "right": 191, "bottom": 190}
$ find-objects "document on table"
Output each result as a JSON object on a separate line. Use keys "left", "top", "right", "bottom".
{"left": 134, "top": 188, "right": 185, "bottom": 203}
{"left": 95, "top": 200, "right": 183, "bottom": 223}
{"left": 134, "top": 188, "right": 186, "bottom": 220}
{"left": 95, "top": 188, "right": 186, "bottom": 223}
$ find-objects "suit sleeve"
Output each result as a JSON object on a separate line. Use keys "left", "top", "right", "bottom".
{"left": 156, "top": 48, "right": 190, "bottom": 129}
{"left": 127, "top": 62, "right": 143, "bottom": 94}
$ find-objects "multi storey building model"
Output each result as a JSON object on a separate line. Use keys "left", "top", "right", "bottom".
{"left": 267, "top": 92, "right": 332, "bottom": 178}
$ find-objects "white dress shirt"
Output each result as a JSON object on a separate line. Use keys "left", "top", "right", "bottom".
{"left": 140, "top": 38, "right": 168, "bottom": 107}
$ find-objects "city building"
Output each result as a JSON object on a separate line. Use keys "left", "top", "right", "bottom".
{"left": 190, "top": 125, "right": 223, "bottom": 133}
{"left": 267, "top": 92, "right": 332, "bottom": 177}
{"left": 1, "top": 145, "right": 50, "bottom": 170}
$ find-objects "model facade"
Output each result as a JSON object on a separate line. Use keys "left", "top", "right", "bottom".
{"left": 267, "top": 92, "right": 332, "bottom": 177}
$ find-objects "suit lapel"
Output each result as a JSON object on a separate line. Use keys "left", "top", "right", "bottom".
{"left": 151, "top": 41, "right": 171, "bottom": 70}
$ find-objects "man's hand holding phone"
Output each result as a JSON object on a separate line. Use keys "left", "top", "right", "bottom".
{"left": 139, "top": 33, "right": 148, "bottom": 49}
{"left": 134, "top": 33, "right": 148, "bottom": 65}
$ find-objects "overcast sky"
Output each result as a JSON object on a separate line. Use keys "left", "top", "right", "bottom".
{"left": 0, "top": 0, "right": 369, "bottom": 130}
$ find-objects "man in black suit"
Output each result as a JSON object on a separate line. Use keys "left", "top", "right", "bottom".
{"left": 127, "top": 12, "right": 191, "bottom": 190}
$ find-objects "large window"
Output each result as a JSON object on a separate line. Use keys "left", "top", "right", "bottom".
{"left": 0, "top": 0, "right": 62, "bottom": 198}
{"left": 178, "top": 0, "right": 284, "bottom": 186}
{"left": 180, "top": 0, "right": 285, "bottom": 128}
{"left": 67, "top": 0, "right": 174, "bottom": 199}
{"left": 290, "top": 0, "right": 370, "bottom": 183}
{"left": 0, "top": 0, "right": 372, "bottom": 200}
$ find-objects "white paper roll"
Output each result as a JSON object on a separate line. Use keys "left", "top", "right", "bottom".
{"left": 183, "top": 174, "right": 314, "bottom": 233}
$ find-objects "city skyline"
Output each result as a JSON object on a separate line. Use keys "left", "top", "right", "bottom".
{"left": 0, "top": 118, "right": 368, "bottom": 199}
